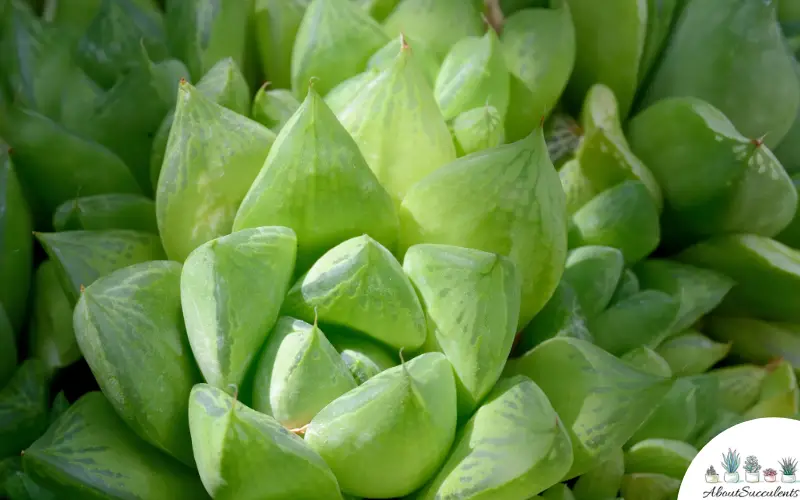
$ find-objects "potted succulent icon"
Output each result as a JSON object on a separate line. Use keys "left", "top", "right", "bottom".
{"left": 706, "top": 465, "right": 720, "bottom": 483}
{"left": 744, "top": 455, "right": 761, "bottom": 483}
{"left": 780, "top": 457, "right": 798, "bottom": 483}
{"left": 765, "top": 469, "right": 778, "bottom": 483}
{"left": 722, "top": 449, "right": 741, "bottom": 483}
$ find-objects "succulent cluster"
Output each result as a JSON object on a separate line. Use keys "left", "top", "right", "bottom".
{"left": 2, "top": 0, "right": 800, "bottom": 499}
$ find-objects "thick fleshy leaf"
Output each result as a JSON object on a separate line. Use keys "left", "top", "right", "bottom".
{"left": 620, "top": 473, "right": 680, "bottom": 500}
{"left": 28, "top": 261, "right": 80, "bottom": 373}
{"left": 561, "top": 245, "right": 625, "bottom": 319}
{"left": 366, "top": 35, "right": 440, "bottom": 86}
{"left": 569, "top": 181, "right": 661, "bottom": 264}
{"left": 634, "top": 259, "right": 734, "bottom": 336}
{"left": 0, "top": 151, "right": 32, "bottom": 333}
{"left": 540, "top": 484, "right": 576, "bottom": 500}
{"left": 251, "top": 87, "right": 300, "bottom": 132}
{"left": 49, "top": 392, "right": 70, "bottom": 425}
{"left": 76, "top": 0, "right": 169, "bottom": 88}
{"left": 2, "top": 107, "right": 140, "bottom": 220}
{"left": 150, "top": 58, "right": 252, "bottom": 189}
{"left": 156, "top": 81, "right": 276, "bottom": 262}
{"left": 416, "top": 375, "right": 573, "bottom": 499}
{"left": 291, "top": 0, "right": 389, "bottom": 96}
{"left": 382, "top": 0, "right": 483, "bottom": 60}
{"left": 678, "top": 234, "right": 800, "bottom": 322}
{"left": 625, "top": 439, "right": 697, "bottom": 479}
{"left": 501, "top": 2, "right": 576, "bottom": 141}
{"left": 572, "top": 448, "right": 624, "bottom": 500}
{"left": 46, "top": 0, "right": 162, "bottom": 38}
{"left": 164, "top": 0, "right": 249, "bottom": 81}
{"left": 708, "top": 365, "right": 767, "bottom": 414}
{"left": 53, "top": 194, "right": 157, "bottom": 233}
{"left": 590, "top": 290, "right": 679, "bottom": 356}
{"left": 776, "top": 174, "right": 800, "bottom": 248}
{"left": 610, "top": 268, "right": 640, "bottom": 304}
{"left": 574, "top": 85, "right": 662, "bottom": 210}
{"left": 331, "top": 39, "right": 457, "bottom": 206}
{"left": 706, "top": 317, "right": 800, "bottom": 370}
{"left": 744, "top": 361, "right": 799, "bottom": 419}
{"left": 35, "top": 230, "right": 165, "bottom": 305}
{"left": 188, "top": 384, "right": 342, "bottom": 499}
{"left": 0, "top": 306, "right": 15, "bottom": 388}
{"left": 253, "top": 0, "right": 309, "bottom": 90}
{"left": 400, "top": 127, "right": 567, "bottom": 328}
{"left": 451, "top": 106, "right": 505, "bottom": 157}
{"left": 251, "top": 317, "right": 357, "bottom": 428}
{"left": 73, "top": 261, "right": 201, "bottom": 465}
{"left": 233, "top": 89, "right": 398, "bottom": 271}
{"left": 640, "top": 0, "right": 799, "bottom": 147}
{"left": 504, "top": 337, "right": 672, "bottom": 478}
{"left": 24, "top": 392, "right": 208, "bottom": 500}
{"left": 305, "top": 352, "right": 457, "bottom": 498}
{"left": 638, "top": 0, "right": 678, "bottom": 84}
{"left": 621, "top": 347, "right": 673, "bottom": 379}
{"left": 560, "top": 159, "right": 599, "bottom": 218}
{"left": 0, "top": 360, "right": 49, "bottom": 457}
{"left": 403, "top": 244, "right": 521, "bottom": 417}
{"left": 323, "top": 69, "right": 377, "bottom": 110}
{"left": 0, "top": 456, "right": 22, "bottom": 497}
{"left": 563, "top": 0, "right": 647, "bottom": 117}
{"left": 3, "top": 469, "right": 55, "bottom": 500}
{"left": 774, "top": 90, "right": 800, "bottom": 175}
{"left": 629, "top": 98, "right": 798, "bottom": 244}
{"left": 655, "top": 331, "right": 730, "bottom": 377}
{"left": 182, "top": 227, "right": 297, "bottom": 390}
{"left": 517, "top": 280, "right": 592, "bottom": 355}
{"left": 326, "top": 329, "right": 398, "bottom": 384}
{"left": 282, "top": 235, "right": 426, "bottom": 350}
{"left": 434, "top": 30, "right": 509, "bottom": 121}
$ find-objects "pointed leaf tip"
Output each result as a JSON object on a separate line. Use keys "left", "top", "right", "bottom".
{"left": 400, "top": 33, "right": 410, "bottom": 51}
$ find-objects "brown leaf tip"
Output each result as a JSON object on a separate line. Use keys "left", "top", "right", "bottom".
{"left": 539, "top": 115, "right": 546, "bottom": 128}
{"left": 290, "top": 424, "right": 310, "bottom": 436}
{"left": 400, "top": 33, "right": 410, "bottom": 51}
{"left": 179, "top": 78, "right": 188, "bottom": 86}
{"left": 751, "top": 138, "right": 764, "bottom": 148}
{"left": 79, "top": 284, "right": 86, "bottom": 293}
{"left": 7, "top": 147, "right": 13, "bottom": 155}
{"left": 259, "top": 81, "right": 272, "bottom": 92}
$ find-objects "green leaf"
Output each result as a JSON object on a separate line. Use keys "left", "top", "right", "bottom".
{"left": 76, "top": 0, "right": 169, "bottom": 88}
{"left": 569, "top": 181, "right": 661, "bottom": 265}
{"left": 282, "top": 235, "right": 426, "bottom": 350}
{"left": 251, "top": 87, "right": 300, "bottom": 132}
{"left": 53, "top": 194, "right": 157, "bottom": 233}
{"left": 326, "top": 329, "right": 398, "bottom": 384}
{"left": 590, "top": 290, "right": 679, "bottom": 356}
{"left": 150, "top": 57, "right": 252, "bottom": 190}
{"left": 634, "top": 259, "right": 734, "bottom": 336}
{"left": 541, "top": 484, "right": 576, "bottom": 500}
{"left": 640, "top": 0, "right": 799, "bottom": 146}
{"left": 416, "top": 375, "right": 574, "bottom": 500}
{"left": 73, "top": 261, "right": 201, "bottom": 466}
{"left": 366, "top": 34, "right": 440, "bottom": 86}
{"left": 403, "top": 244, "right": 521, "bottom": 417}
{"left": 561, "top": 245, "right": 625, "bottom": 319}
{"left": 628, "top": 98, "right": 798, "bottom": 244}
{"left": 0, "top": 151, "right": 32, "bottom": 333}
{"left": 35, "top": 229, "right": 165, "bottom": 305}
{"left": 517, "top": 280, "right": 592, "bottom": 355}
{"left": 434, "top": 30, "right": 509, "bottom": 121}
{"left": 331, "top": 39, "right": 457, "bottom": 206}
{"left": 621, "top": 347, "right": 673, "bottom": 379}
{"left": 655, "top": 331, "right": 730, "bottom": 377}
{"left": 353, "top": 0, "right": 399, "bottom": 21}
{"left": 156, "top": 81, "right": 276, "bottom": 262}
{"left": 382, "top": 0, "right": 483, "bottom": 60}
{"left": 305, "top": 352, "right": 457, "bottom": 498}
{"left": 0, "top": 306, "right": 16, "bottom": 388}
{"left": 678, "top": 235, "right": 800, "bottom": 322}
{"left": 504, "top": 337, "right": 672, "bottom": 479}
{"left": 24, "top": 392, "right": 208, "bottom": 499}
{"left": 0, "top": 360, "right": 49, "bottom": 458}
{"left": 399, "top": 127, "right": 567, "bottom": 329}
{"left": 706, "top": 317, "right": 800, "bottom": 371}
{"left": 624, "top": 439, "right": 697, "bottom": 479}
{"left": 451, "top": 106, "right": 505, "bottom": 157}
{"left": 776, "top": 174, "right": 800, "bottom": 248}
{"left": 744, "top": 361, "right": 800, "bottom": 419}
{"left": 501, "top": 2, "right": 576, "bottom": 142}
{"left": 2, "top": 107, "right": 141, "bottom": 220}
{"left": 251, "top": 317, "right": 357, "bottom": 428}
{"left": 233, "top": 89, "right": 398, "bottom": 271}
{"left": 560, "top": 158, "right": 598, "bottom": 216}
{"left": 188, "top": 383, "right": 341, "bottom": 499}
{"left": 610, "top": 268, "right": 640, "bottom": 305}
{"left": 574, "top": 85, "right": 663, "bottom": 211}
{"left": 28, "top": 261, "right": 80, "bottom": 373}
{"left": 638, "top": 0, "right": 678, "bottom": 84}
{"left": 253, "top": 0, "right": 310, "bottom": 90}
{"left": 0, "top": 456, "right": 22, "bottom": 497}
{"left": 620, "top": 473, "right": 680, "bottom": 500}
{"left": 4, "top": 469, "right": 56, "bottom": 500}
{"left": 291, "top": 0, "right": 389, "bottom": 96}
{"left": 572, "top": 448, "right": 624, "bottom": 500}
{"left": 49, "top": 392, "right": 69, "bottom": 425}
{"left": 182, "top": 227, "right": 297, "bottom": 390}
{"left": 563, "top": 0, "right": 647, "bottom": 117}
{"left": 707, "top": 364, "right": 767, "bottom": 414}
{"left": 323, "top": 69, "right": 377, "bottom": 111}
{"left": 164, "top": 0, "right": 249, "bottom": 81}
